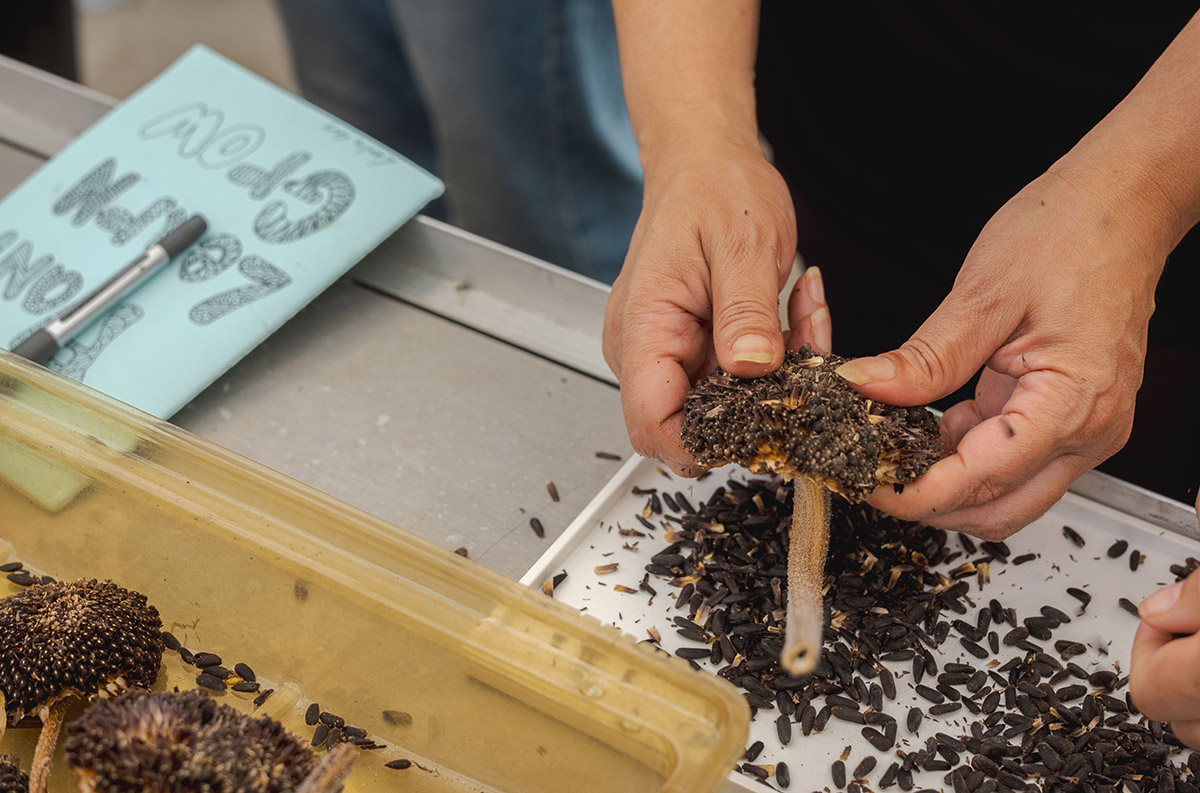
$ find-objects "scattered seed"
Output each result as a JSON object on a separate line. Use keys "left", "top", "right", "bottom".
{"left": 776, "top": 713, "right": 792, "bottom": 745}
{"left": 0, "top": 562, "right": 22, "bottom": 573}
{"left": 253, "top": 688, "right": 274, "bottom": 707}
{"left": 311, "top": 724, "right": 329, "bottom": 747}
{"left": 546, "top": 481, "right": 560, "bottom": 502}
{"left": 161, "top": 631, "right": 182, "bottom": 651}
{"left": 453, "top": 546, "right": 469, "bottom": 557}
{"left": 5, "top": 572, "right": 34, "bottom": 586}
{"left": 1118, "top": 598, "right": 1140, "bottom": 617}
{"left": 1066, "top": 587, "right": 1091, "bottom": 606}
{"left": 231, "top": 681, "right": 259, "bottom": 692}
{"left": 530, "top": 517, "right": 546, "bottom": 538}
{"left": 777, "top": 760, "right": 791, "bottom": 788}
{"left": 1012, "top": 553, "right": 1036, "bottom": 565}
{"left": 195, "top": 673, "right": 226, "bottom": 691}
{"left": 832, "top": 760, "right": 847, "bottom": 788}
{"left": 306, "top": 703, "right": 321, "bottom": 725}
{"left": 385, "top": 759, "right": 412, "bottom": 770}
{"left": 744, "top": 740, "right": 764, "bottom": 762}
{"left": 1062, "top": 525, "right": 1085, "bottom": 547}
{"left": 594, "top": 451, "right": 622, "bottom": 460}
{"left": 234, "top": 662, "right": 256, "bottom": 682}
{"left": 1130, "top": 548, "right": 1142, "bottom": 571}
{"left": 193, "top": 652, "right": 222, "bottom": 668}
{"left": 854, "top": 756, "right": 877, "bottom": 778}
{"left": 382, "top": 710, "right": 412, "bottom": 727}
{"left": 1107, "top": 539, "right": 1129, "bottom": 558}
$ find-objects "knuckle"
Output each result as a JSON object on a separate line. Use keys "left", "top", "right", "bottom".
{"left": 897, "top": 337, "right": 954, "bottom": 390}
{"left": 714, "top": 298, "right": 777, "bottom": 337}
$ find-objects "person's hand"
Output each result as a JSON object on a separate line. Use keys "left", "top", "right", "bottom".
{"left": 1130, "top": 492, "right": 1200, "bottom": 748}
{"left": 603, "top": 136, "right": 830, "bottom": 475}
{"left": 844, "top": 159, "right": 1175, "bottom": 538}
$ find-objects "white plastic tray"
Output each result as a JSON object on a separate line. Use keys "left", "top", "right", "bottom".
{"left": 522, "top": 456, "right": 1200, "bottom": 792}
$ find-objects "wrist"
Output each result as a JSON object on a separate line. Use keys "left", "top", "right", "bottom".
{"left": 639, "top": 125, "right": 767, "bottom": 187}
{"left": 1048, "top": 140, "right": 1185, "bottom": 268}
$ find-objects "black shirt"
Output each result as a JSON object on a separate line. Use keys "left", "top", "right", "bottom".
{"left": 756, "top": 4, "right": 1197, "bottom": 503}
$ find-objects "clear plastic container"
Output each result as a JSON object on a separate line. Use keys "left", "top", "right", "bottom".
{"left": 0, "top": 349, "right": 748, "bottom": 793}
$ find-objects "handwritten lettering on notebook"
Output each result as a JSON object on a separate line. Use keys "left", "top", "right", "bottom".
{"left": 0, "top": 45, "right": 442, "bottom": 418}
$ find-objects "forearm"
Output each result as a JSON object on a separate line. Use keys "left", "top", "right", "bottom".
{"left": 611, "top": 0, "right": 761, "bottom": 169}
{"left": 1063, "top": 10, "right": 1200, "bottom": 252}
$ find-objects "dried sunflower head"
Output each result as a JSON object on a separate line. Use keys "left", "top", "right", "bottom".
{"left": 0, "top": 579, "right": 164, "bottom": 720}
{"left": 65, "top": 689, "right": 319, "bottom": 793}
{"left": 682, "top": 347, "right": 944, "bottom": 501}
{"left": 0, "top": 755, "right": 27, "bottom": 793}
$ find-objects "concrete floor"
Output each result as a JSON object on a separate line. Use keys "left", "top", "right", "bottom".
{"left": 79, "top": 0, "right": 297, "bottom": 99}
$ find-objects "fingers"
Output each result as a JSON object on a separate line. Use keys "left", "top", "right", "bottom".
{"left": 870, "top": 452, "right": 1085, "bottom": 537}
{"left": 1130, "top": 620, "right": 1200, "bottom": 723}
{"left": 785, "top": 266, "right": 832, "bottom": 353}
{"left": 835, "top": 284, "right": 1017, "bottom": 407}
{"left": 1172, "top": 720, "right": 1200, "bottom": 751}
{"left": 709, "top": 216, "right": 792, "bottom": 378}
{"left": 1140, "top": 570, "right": 1200, "bottom": 635}
{"left": 867, "top": 365, "right": 1101, "bottom": 529}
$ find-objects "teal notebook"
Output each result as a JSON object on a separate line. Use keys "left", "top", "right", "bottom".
{"left": 0, "top": 44, "right": 443, "bottom": 419}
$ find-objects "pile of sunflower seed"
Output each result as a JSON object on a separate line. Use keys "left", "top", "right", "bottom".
{"left": 635, "top": 476, "right": 1198, "bottom": 792}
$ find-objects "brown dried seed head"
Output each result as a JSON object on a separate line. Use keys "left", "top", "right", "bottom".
{"left": 0, "top": 754, "right": 27, "bottom": 793}
{"left": 64, "top": 689, "right": 320, "bottom": 793}
{"left": 0, "top": 579, "right": 164, "bottom": 719}
{"left": 680, "top": 348, "right": 943, "bottom": 501}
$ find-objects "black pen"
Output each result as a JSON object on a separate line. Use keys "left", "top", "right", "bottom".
{"left": 11, "top": 215, "right": 207, "bottom": 365}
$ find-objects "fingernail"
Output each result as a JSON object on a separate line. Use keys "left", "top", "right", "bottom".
{"left": 836, "top": 356, "right": 895, "bottom": 385}
{"left": 804, "top": 266, "right": 825, "bottom": 304}
{"left": 731, "top": 334, "right": 775, "bottom": 364}
{"left": 1140, "top": 581, "right": 1184, "bottom": 618}
{"left": 811, "top": 306, "right": 831, "bottom": 353}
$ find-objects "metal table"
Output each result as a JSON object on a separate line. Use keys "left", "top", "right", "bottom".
{"left": 0, "top": 56, "right": 1193, "bottom": 585}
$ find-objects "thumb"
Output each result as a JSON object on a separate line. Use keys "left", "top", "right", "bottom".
{"left": 834, "top": 289, "right": 1011, "bottom": 405}
{"left": 710, "top": 243, "right": 789, "bottom": 378}
{"left": 1140, "top": 573, "right": 1200, "bottom": 635}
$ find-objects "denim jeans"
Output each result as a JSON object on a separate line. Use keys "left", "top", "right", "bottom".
{"left": 274, "top": 0, "right": 642, "bottom": 283}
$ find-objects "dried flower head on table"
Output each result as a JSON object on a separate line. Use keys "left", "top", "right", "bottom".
{"left": 0, "top": 579, "right": 164, "bottom": 793}
{"left": 65, "top": 689, "right": 354, "bottom": 793}
{"left": 0, "top": 754, "right": 27, "bottom": 793}
{"left": 682, "top": 347, "right": 943, "bottom": 673}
